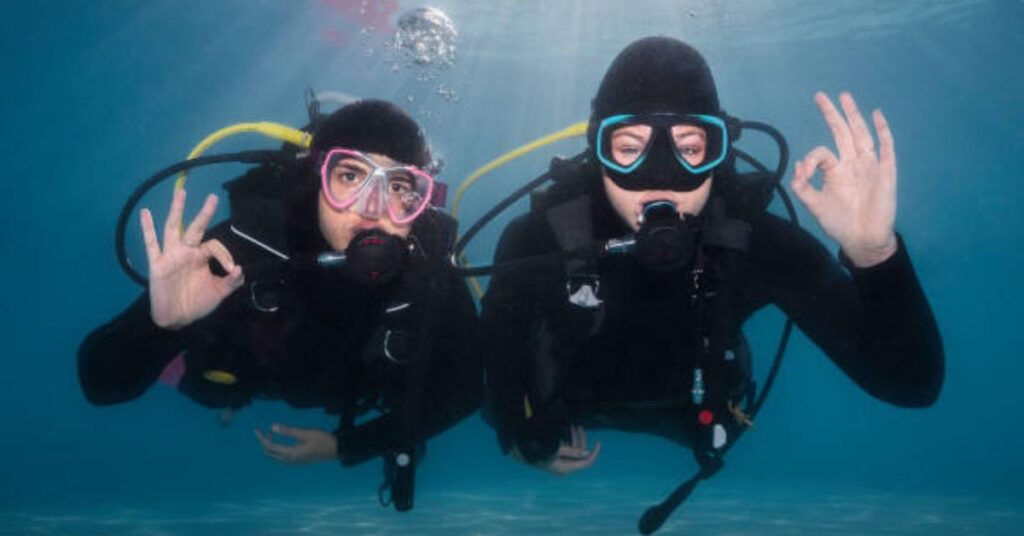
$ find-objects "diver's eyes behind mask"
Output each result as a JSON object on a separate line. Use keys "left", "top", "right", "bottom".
{"left": 596, "top": 113, "right": 729, "bottom": 192}
{"left": 320, "top": 148, "right": 435, "bottom": 224}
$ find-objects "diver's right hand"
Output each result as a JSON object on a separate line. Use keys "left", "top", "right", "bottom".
{"left": 533, "top": 425, "right": 602, "bottom": 476}
{"left": 140, "top": 189, "right": 244, "bottom": 330}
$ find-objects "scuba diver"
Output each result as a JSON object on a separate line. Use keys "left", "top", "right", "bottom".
{"left": 77, "top": 99, "right": 481, "bottom": 512}
{"left": 476, "top": 36, "right": 944, "bottom": 533}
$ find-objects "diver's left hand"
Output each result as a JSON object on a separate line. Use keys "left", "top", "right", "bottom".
{"left": 536, "top": 425, "right": 602, "bottom": 476}
{"left": 791, "top": 92, "right": 899, "bottom": 267}
{"left": 254, "top": 423, "right": 337, "bottom": 464}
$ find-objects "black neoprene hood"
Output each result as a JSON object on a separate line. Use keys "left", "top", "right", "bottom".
{"left": 313, "top": 99, "right": 431, "bottom": 169}
{"left": 588, "top": 36, "right": 721, "bottom": 147}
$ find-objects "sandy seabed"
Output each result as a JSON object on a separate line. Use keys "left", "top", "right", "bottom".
{"left": 2, "top": 481, "right": 1019, "bottom": 535}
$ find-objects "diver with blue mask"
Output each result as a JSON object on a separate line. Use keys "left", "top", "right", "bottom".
{"left": 593, "top": 110, "right": 729, "bottom": 271}
{"left": 78, "top": 99, "right": 481, "bottom": 512}
{"left": 477, "top": 36, "right": 944, "bottom": 533}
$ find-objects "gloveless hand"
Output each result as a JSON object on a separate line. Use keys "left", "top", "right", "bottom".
{"left": 532, "top": 425, "right": 602, "bottom": 476}
{"left": 255, "top": 423, "right": 338, "bottom": 464}
{"left": 791, "top": 92, "right": 899, "bottom": 267}
{"left": 140, "top": 189, "right": 244, "bottom": 329}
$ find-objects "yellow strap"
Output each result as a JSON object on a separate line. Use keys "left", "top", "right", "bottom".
{"left": 174, "top": 122, "right": 312, "bottom": 191}
{"left": 451, "top": 121, "right": 587, "bottom": 218}
{"left": 458, "top": 252, "right": 485, "bottom": 298}
{"left": 451, "top": 121, "right": 588, "bottom": 298}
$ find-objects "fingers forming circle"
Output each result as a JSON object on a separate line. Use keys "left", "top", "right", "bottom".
{"left": 805, "top": 146, "right": 840, "bottom": 174}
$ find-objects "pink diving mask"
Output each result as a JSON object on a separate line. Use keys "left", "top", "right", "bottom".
{"left": 319, "top": 148, "right": 435, "bottom": 224}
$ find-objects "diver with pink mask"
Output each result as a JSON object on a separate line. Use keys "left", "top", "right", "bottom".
{"left": 79, "top": 100, "right": 481, "bottom": 512}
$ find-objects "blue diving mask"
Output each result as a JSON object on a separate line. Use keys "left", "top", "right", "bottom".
{"left": 596, "top": 113, "right": 729, "bottom": 192}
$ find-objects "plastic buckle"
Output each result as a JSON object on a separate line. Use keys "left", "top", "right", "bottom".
{"left": 566, "top": 273, "right": 602, "bottom": 308}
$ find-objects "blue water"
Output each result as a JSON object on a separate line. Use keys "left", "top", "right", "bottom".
{"left": 2, "top": 0, "right": 1022, "bottom": 534}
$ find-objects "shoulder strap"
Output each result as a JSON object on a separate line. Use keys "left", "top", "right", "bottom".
{"left": 700, "top": 196, "right": 752, "bottom": 254}
{"left": 544, "top": 194, "right": 596, "bottom": 274}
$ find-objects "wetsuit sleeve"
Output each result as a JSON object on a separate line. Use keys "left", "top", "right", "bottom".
{"left": 336, "top": 273, "right": 482, "bottom": 466}
{"left": 77, "top": 293, "right": 186, "bottom": 405}
{"left": 748, "top": 216, "right": 944, "bottom": 407}
{"left": 478, "top": 215, "right": 564, "bottom": 462}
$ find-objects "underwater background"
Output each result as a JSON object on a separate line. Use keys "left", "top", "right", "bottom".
{"left": 2, "top": 0, "right": 1022, "bottom": 534}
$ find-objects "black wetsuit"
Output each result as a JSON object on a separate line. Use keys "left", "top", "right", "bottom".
{"left": 480, "top": 183, "right": 944, "bottom": 462}
{"left": 79, "top": 219, "right": 481, "bottom": 467}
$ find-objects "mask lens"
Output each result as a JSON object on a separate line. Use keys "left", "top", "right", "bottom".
{"left": 384, "top": 168, "right": 432, "bottom": 222}
{"left": 606, "top": 123, "right": 653, "bottom": 168}
{"left": 670, "top": 116, "right": 726, "bottom": 172}
{"left": 324, "top": 152, "right": 374, "bottom": 207}
{"left": 669, "top": 122, "right": 710, "bottom": 167}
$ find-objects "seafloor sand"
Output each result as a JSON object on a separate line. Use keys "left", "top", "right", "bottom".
{"left": 2, "top": 481, "right": 1019, "bottom": 535}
